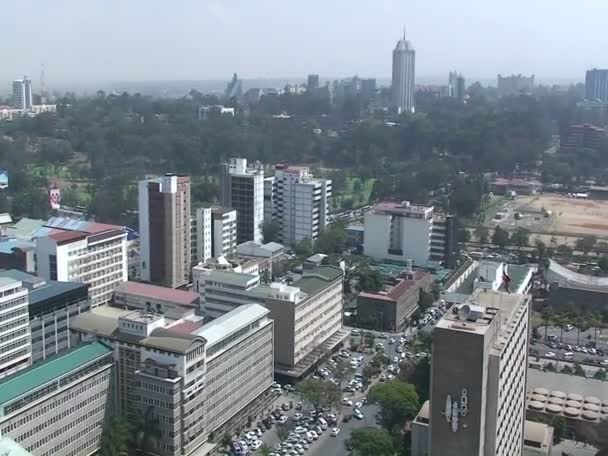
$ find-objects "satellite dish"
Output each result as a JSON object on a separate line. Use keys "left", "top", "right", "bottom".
{"left": 459, "top": 304, "right": 471, "bottom": 320}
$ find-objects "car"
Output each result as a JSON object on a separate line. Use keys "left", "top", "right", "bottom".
{"left": 417, "top": 352, "right": 428, "bottom": 358}
{"left": 304, "top": 432, "right": 314, "bottom": 443}
{"left": 294, "top": 426, "right": 307, "bottom": 434}
{"left": 295, "top": 401, "right": 303, "bottom": 410}
{"left": 278, "top": 415, "right": 288, "bottom": 424}
{"left": 565, "top": 324, "right": 574, "bottom": 332}
{"left": 293, "top": 413, "right": 303, "bottom": 422}
{"left": 589, "top": 348, "right": 597, "bottom": 355}
{"left": 238, "top": 441, "right": 249, "bottom": 451}
{"left": 309, "top": 430, "right": 319, "bottom": 440}
{"left": 282, "top": 403, "right": 290, "bottom": 411}
{"left": 545, "top": 351, "right": 556, "bottom": 358}
{"left": 354, "top": 401, "right": 363, "bottom": 409}
{"left": 251, "top": 440, "right": 263, "bottom": 450}
{"left": 343, "top": 397, "right": 353, "bottom": 406}
{"left": 272, "top": 388, "right": 283, "bottom": 395}
{"left": 351, "top": 329, "right": 361, "bottom": 336}
{"left": 581, "top": 347, "right": 589, "bottom": 354}
{"left": 331, "top": 427, "right": 341, "bottom": 436}
{"left": 299, "top": 440, "right": 309, "bottom": 449}
{"left": 326, "top": 413, "right": 337, "bottom": 423}
{"left": 601, "top": 359, "right": 608, "bottom": 366}
{"left": 354, "top": 410, "right": 364, "bottom": 420}
{"left": 399, "top": 336, "right": 406, "bottom": 343}
{"left": 396, "top": 345, "right": 403, "bottom": 353}
{"left": 393, "top": 356, "right": 399, "bottom": 363}
{"left": 388, "top": 338, "right": 396, "bottom": 344}
{"left": 388, "top": 374, "right": 395, "bottom": 380}
{"left": 379, "top": 374, "right": 386, "bottom": 382}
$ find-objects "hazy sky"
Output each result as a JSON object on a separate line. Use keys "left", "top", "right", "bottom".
{"left": 3, "top": 0, "right": 607, "bottom": 85}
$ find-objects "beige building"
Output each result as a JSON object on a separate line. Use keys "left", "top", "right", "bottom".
{"left": 0, "top": 277, "right": 31, "bottom": 379}
{"left": 139, "top": 174, "right": 191, "bottom": 288}
{"left": 0, "top": 342, "right": 114, "bottom": 456}
{"left": 113, "top": 280, "right": 199, "bottom": 318}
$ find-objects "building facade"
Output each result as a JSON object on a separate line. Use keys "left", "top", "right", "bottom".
{"left": 270, "top": 165, "right": 332, "bottom": 245}
{"left": 560, "top": 123, "right": 606, "bottom": 151}
{"left": 34, "top": 217, "right": 128, "bottom": 307}
{"left": 220, "top": 158, "right": 264, "bottom": 244}
{"left": 12, "top": 77, "right": 32, "bottom": 110}
{"left": 0, "top": 277, "right": 31, "bottom": 379}
{"left": 139, "top": 174, "right": 191, "bottom": 288}
{"left": 448, "top": 72, "right": 466, "bottom": 101}
{"left": 0, "top": 342, "right": 113, "bottom": 456}
{"left": 113, "top": 280, "right": 198, "bottom": 318}
{"left": 193, "top": 207, "right": 237, "bottom": 264}
{"left": 307, "top": 74, "right": 320, "bottom": 90}
{"left": 497, "top": 74, "right": 535, "bottom": 96}
{"left": 392, "top": 32, "right": 416, "bottom": 114}
{"left": 585, "top": 69, "right": 608, "bottom": 102}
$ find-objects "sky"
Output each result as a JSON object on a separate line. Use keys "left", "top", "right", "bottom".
{"left": 2, "top": 0, "right": 607, "bottom": 87}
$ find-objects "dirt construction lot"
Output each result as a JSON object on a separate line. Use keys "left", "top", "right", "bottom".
{"left": 489, "top": 194, "right": 608, "bottom": 240}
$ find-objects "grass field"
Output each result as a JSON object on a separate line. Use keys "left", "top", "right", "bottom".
{"left": 334, "top": 177, "right": 375, "bottom": 209}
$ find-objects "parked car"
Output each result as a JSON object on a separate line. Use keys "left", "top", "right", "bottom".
{"left": 546, "top": 352, "right": 556, "bottom": 358}
{"left": 331, "top": 427, "right": 341, "bottom": 436}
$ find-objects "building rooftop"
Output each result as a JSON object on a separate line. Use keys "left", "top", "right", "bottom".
{"left": 0, "top": 213, "right": 12, "bottom": 225}
{"left": 205, "top": 270, "right": 259, "bottom": 288}
{"left": 0, "top": 342, "right": 112, "bottom": 408}
{"left": 115, "top": 281, "right": 198, "bottom": 307}
{"left": 0, "top": 269, "right": 87, "bottom": 307}
{"left": 524, "top": 420, "right": 553, "bottom": 450}
{"left": 0, "top": 276, "right": 20, "bottom": 288}
{"left": 293, "top": 266, "right": 343, "bottom": 295}
{"left": 358, "top": 270, "right": 430, "bottom": 302}
{"left": 546, "top": 259, "right": 608, "bottom": 292}
{"left": 6, "top": 217, "right": 46, "bottom": 239}
{"left": 414, "top": 400, "right": 430, "bottom": 423}
{"left": 196, "top": 303, "right": 270, "bottom": 348}
{"left": 372, "top": 201, "right": 433, "bottom": 216}
{"left": 0, "top": 238, "right": 35, "bottom": 254}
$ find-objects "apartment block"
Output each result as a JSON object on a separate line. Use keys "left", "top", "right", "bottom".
{"left": 220, "top": 158, "right": 264, "bottom": 244}
{"left": 139, "top": 174, "right": 191, "bottom": 288}
{"left": 0, "top": 342, "right": 114, "bottom": 456}
{"left": 34, "top": 217, "right": 128, "bottom": 307}
{"left": 0, "top": 269, "right": 89, "bottom": 363}
{"left": 0, "top": 277, "right": 31, "bottom": 379}
{"left": 429, "top": 214, "right": 457, "bottom": 268}
{"left": 412, "top": 289, "right": 531, "bottom": 456}
{"left": 193, "top": 207, "right": 237, "bottom": 264}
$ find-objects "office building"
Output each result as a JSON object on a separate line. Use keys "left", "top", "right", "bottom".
{"left": 71, "top": 304, "right": 273, "bottom": 456}
{"left": 220, "top": 158, "right": 264, "bottom": 244}
{"left": 34, "top": 217, "right": 128, "bottom": 307}
{"left": 225, "top": 73, "right": 243, "bottom": 99}
{"left": 560, "top": 123, "right": 606, "bottom": 151}
{"left": 412, "top": 289, "right": 531, "bottom": 456}
{"left": 307, "top": 74, "right": 319, "bottom": 91}
{"left": 0, "top": 277, "right": 31, "bottom": 379}
{"left": 360, "top": 78, "right": 377, "bottom": 99}
{"left": 139, "top": 174, "right": 191, "bottom": 288}
{"left": 0, "top": 436, "right": 32, "bottom": 455}
{"left": 585, "top": 69, "right": 608, "bottom": 101}
{"left": 264, "top": 176, "right": 276, "bottom": 224}
{"left": 193, "top": 207, "right": 237, "bottom": 264}
{"left": 0, "top": 342, "right": 114, "bottom": 456}
{"left": 114, "top": 280, "right": 198, "bottom": 318}
{"left": 11, "top": 76, "right": 32, "bottom": 110}
{"left": 497, "top": 74, "right": 535, "bottom": 96}
{"left": 448, "top": 72, "right": 466, "bottom": 101}
{"left": 364, "top": 201, "right": 454, "bottom": 267}
{"left": 0, "top": 269, "right": 89, "bottom": 363}
{"left": 430, "top": 214, "right": 457, "bottom": 267}
{"left": 392, "top": 31, "right": 416, "bottom": 114}
{"left": 269, "top": 165, "right": 332, "bottom": 245}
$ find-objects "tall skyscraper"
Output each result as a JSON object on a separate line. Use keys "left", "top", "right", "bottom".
{"left": 11, "top": 76, "right": 32, "bottom": 110}
{"left": 448, "top": 72, "right": 466, "bottom": 101}
{"left": 392, "top": 30, "right": 416, "bottom": 114}
{"left": 139, "top": 174, "right": 191, "bottom": 288}
{"left": 220, "top": 158, "right": 264, "bottom": 244}
{"left": 585, "top": 69, "right": 608, "bottom": 101}
{"left": 307, "top": 74, "right": 320, "bottom": 91}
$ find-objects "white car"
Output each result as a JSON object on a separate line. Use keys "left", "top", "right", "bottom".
{"left": 379, "top": 374, "right": 386, "bottom": 382}
{"left": 251, "top": 440, "right": 263, "bottom": 450}
{"left": 546, "top": 351, "right": 556, "bottom": 358}
{"left": 293, "top": 413, "right": 303, "bottom": 422}
{"left": 331, "top": 427, "right": 340, "bottom": 436}
{"left": 343, "top": 397, "right": 353, "bottom": 406}
{"left": 278, "top": 415, "right": 288, "bottom": 424}
{"left": 355, "top": 401, "right": 363, "bottom": 409}
{"left": 299, "top": 440, "right": 310, "bottom": 449}
{"left": 354, "top": 410, "right": 364, "bottom": 420}
{"left": 294, "top": 426, "right": 307, "bottom": 434}
{"left": 388, "top": 338, "right": 396, "bottom": 344}
{"left": 309, "top": 430, "right": 319, "bottom": 440}
{"left": 393, "top": 356, "right": 399, "bottom": 363}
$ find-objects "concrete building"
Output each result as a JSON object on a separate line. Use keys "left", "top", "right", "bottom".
{"left": 448, "top": 72, "right": 466, "bottom": 101}
{"left": 0, "top": 239, "right": 35, "bottom": 273}
{"left": 193, "top": 207, "right": 237, "bottom": 264}
{"left": 11, "top": 77, "right": 32, "bottom": 110}
{"left": 269, "top": 164, "right": 332, "bottom": 245}
{"left": 357, "top": 269, "right": 432, "bottom": 332}
{"left": 497, "top": 74, "right": 535, "bottom": 96}
{"left": 0, "top": 269, "right": 89, "bottom": 363}
{"left": 307, "top": 74, "right": 320, "bottom": 90}
{"left": 392, "top": 31, "right": 416, "bottom": 114}
{"left": 560, "top": 123, "right": 606, "bottom": 151}
{"left": 0, "top": 342, "right": 114, "bottom": 456}
{"left": 364, "top": 201, "right": 453, "bottom": 267}
{"left": 0, "top": 277, "right": 31, "bottom": 379}
{"left": 585, "top": 68, "right": 608, "bottom": 102}
{"left": 489, "top": 177, "right": 541, "bottom": 196}
{"left": 412, "top": 289, "right": 531, "bottom": 456}
{"left": 195, "top": 269, "right": 261, "bottom": 318}
{"left": 430, "top": 214, "right": 457, "bottom": 267}
{"left": 114, "top": 280, "right": 199, "bottom": 318}
{"left": 236, "top": 240, "right": 286, "bottom": 278}
{"left": 139, "top": 174, "right": 191, "bottom": 288}
{"left": 544, "top": 259, "right": 608, "bottom": 312}
{"left": 220, "top": 158, "right": 264, "bottom": 245}
{"left": 34, "top": 217, "right": 128, "bottom": 307}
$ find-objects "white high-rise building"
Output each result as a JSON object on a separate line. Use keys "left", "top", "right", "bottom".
{"left": 392, "top": 31, "right": 416, "bottom": 114}
{"left": 0, "top": 277, "right": 31, "bottom": 379}
{"left": 193, "top": 207, "right": 237, "bottom": 263}
{"left": 11, "top": 76, "right": 32, "bottom": 110}
{"left": 220, "top": 158, "right": 264, "bottom": 244}
{"left": 270, "top": 165, "right": 332, "bottom": 245}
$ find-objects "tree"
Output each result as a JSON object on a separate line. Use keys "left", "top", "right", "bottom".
{"left": 276, "top": 422, "right": 294, "bottom": 442}
{"left": 540, "top": 308, "right": 554, "bottom": 341}
{"left": 576, "top": 235, "right": 597, "bottom": 255}
{"left": 262, "top": 221, "right": 281, "bottom": 243}
{"left": 398, "top": 358, "right": 430, "bottom": 403}
{"left": 550, "top": 416, "right": 567, "bottom": 444}
{"left": 219, "top": 433, "right": 233, "bottom": 450}
{"left": 561, "top": 364, "right": 573, "bottom": 375}
{"left": 556, "top": 244, "right": 573, "bottom": 258}
{"left": 579, "top": 416, "right": 608, "bottom": 455}
{"left": 357, "top": 267, "right": 384, "bottom": 292}
{"left": 368, "top": 381, "right": 420, "bottom": 430}
{"left": 418, "top": 290, "right": 435, "bottom": 312}
{"left": 348, "top": 427, "right": 395, "bottom": 456}
{"left": 294, "top": 238, "right": 313, "bottom": 257}
{"left": 573, "top": 363, "right": 586, "bottom": 377}
{"left": 492, "top": 226, "right": 510, "bottom": 249}
{"left": 296, "top": 378, "right": 341, "bottom": 416}
{"left": 258, "top": 444, "right": 274, "bottom": 456}
{"left": 599, "top": 256, "right": 608, "bottom": 273}
{"left": 99, "top": 416, "right": 131, "bottom": 456}
{"left": 475, "top": 225, "right": 489, "bottom": 244}
{"left": 133, "top": 406, "right": 162, "bottom": 454}
{"left": 332, "top": 359, "right": 350, "bottom": 396}
{"left": 594, "top": 369, "right": 607, "bottom": 381}
{"left": 510, "top": 227, "right": 530, "bottom": 249}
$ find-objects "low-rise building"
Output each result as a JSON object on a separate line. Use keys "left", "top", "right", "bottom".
{"left": 113, "top": 281, "right": 198, "bottom": 318}
{"left": 561, "top": 124, "right": 606, "bottom": 151}
{"left": 0, "top": 342, "right": 114, "bottom": 456}
{"left": 0, "top": 239, "right": 35, "bottom": 273}
{"left": 0, "top": 277, "right": 31, "bottom": 379}
{"left": 489, "top": 177, "right": 541, "bottom": 196}
{"left": 357, "top": 270, "right": 432, "bottom": 332}
{"left": 0, "top": 269, "right": 90, "bottom": 363}
{"left": 544, "top": 259, "right": 608, "bottom": 312}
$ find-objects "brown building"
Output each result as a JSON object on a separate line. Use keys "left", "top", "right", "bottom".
{"left": 561, "top": 124, "right": 606, "bottom": 151}
{"left": 139, "top": 174, "right": 191, "bottom": 288}
{"left": 357, "top": 270, "right": 432, "bottom": 331}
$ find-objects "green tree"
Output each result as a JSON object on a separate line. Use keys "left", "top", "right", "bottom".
{"left": 599, "top": 256, "right": 608, "bottom": 273}
{"left": 550, "top": 416, "right": 567, "bottom": 444}
{"left": 99, "top": 416, "right": 131, "bottom": 456}
{"left": 219, "top": 433, "right": 233, "bottom": 450}
{"left": 556, "top": 244, "right": 573, "bottom": 258}
{"left": 418, "top": 290, "right": 435, "bottom": 312}
{"left": 348, "top": 427, "right": 395, "bottom": 456}
{"left": 398, "top": 358, "right": 430, "bottom": 403}
{"left": 594, "top": 369, "right": 607, "bottom": 381}
{"left": 573, "top": 363, "right": 586, "bottom": 377}
{"left": 580, "top": 416, "right": 608, "bottom": 454}
{"left": 133, "top": 406, "right": 162, "bottom": 454}
{"left": 510, "top": 227, "right": 530, "bottom": 249}
{"left": 258, "top": 444, "right": 274, "bottom": 456}
{"left": 262, "top": 221, "right": 281, "bottom": 243}
{"left": 576, "top": 235, "right": 597, "bottom": 255}
{"left": 294, "top": 238, "right": 313, "bottom": 257}
{"left": 357, "top": 267, "right": 384, "bottom": 292}
{"left": 492, "top": 226, "right": 510, "bottom": 249}
{"left": 475, "top": 225, "right": 489, "bottom": 244}
{"left": 296, "top": 377, "right": 341, "bottom": 416}
{"left": 561, "top": 364, "right": 573, "bottom": 375}
{"left": 369, "top": 381, "right": 419, "bottom": 430}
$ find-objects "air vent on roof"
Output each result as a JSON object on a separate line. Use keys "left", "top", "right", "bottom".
{"left": 458, "top": 304, "right": 485, "bottom": 322}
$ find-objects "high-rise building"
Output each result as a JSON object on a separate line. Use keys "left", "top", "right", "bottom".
{"left": 307, "top": 74, "right": 320, "bottom": 91}
{"left": 269, "top": 165, "right": 332, "bottom": 245}
{"left": 0, "top": 277, "right": 31, "bottom": 379}
{"left": 139, "top": 174, "right": 191, "bottom": 288}
{"left": 448, "top": 72, "right": 466, "bottom": 101}
{"left": 220, "top": 158, "right": 264, "bottom": 244}
{"left": 497, "top": 74, "right": 535, "bottom": 96}
{"left": 193, "top": 207, "right": 237, "bottom": 264}
{"left": 392, "top": 31, "right": 416, "bottom": 114}
{"left": 585, "top": 69, "right": 608, "bottom": 101}
{"left": 11, "top": 76, "right": 32, "bottom": 110}
{"left": 411, "top": 289, "right": 531, "bottom": 456}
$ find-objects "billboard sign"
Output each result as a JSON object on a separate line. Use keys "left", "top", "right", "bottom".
{"left": 49, "top": 188, "right": 61, "bottom": 210}
{"left": 0, "top": 169, "right": 8, "bottom": 189}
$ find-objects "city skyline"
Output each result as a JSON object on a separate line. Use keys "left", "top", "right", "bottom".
{"left": 2, "top": 0, "right": 607, "bottom": 86}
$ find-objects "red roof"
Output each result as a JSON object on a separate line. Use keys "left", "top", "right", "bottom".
{"left": 359, "top": 270, "right": 430, "bottom": 302}
{"left": 48, "top": 230, "right": 87, "bottom": 244}
{"left": 169, "top": 320, "right": 204, "bottom": 334}
{"left": 115, "top": 281, "right": 199, "bottom": 306}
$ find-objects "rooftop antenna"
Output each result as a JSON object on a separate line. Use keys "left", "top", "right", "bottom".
{"left": 403, "top": 26, "right": 406, "bottom": 40}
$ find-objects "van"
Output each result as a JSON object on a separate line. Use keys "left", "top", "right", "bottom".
{"left": 563, "top": 352, "right": 574, "bottom": 360}
{"left": 318, "top": 418, "right": 328, "bottom": 430}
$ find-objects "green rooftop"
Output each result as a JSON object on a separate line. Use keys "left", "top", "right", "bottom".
{"left": 294, "top": 266, "right": 343, "bottom": 295}
{"left": 0, "top": 342, "right": 112, "bottom": 408}
{"left": 207, "top": 270, "right": 259, "bottom": 288}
